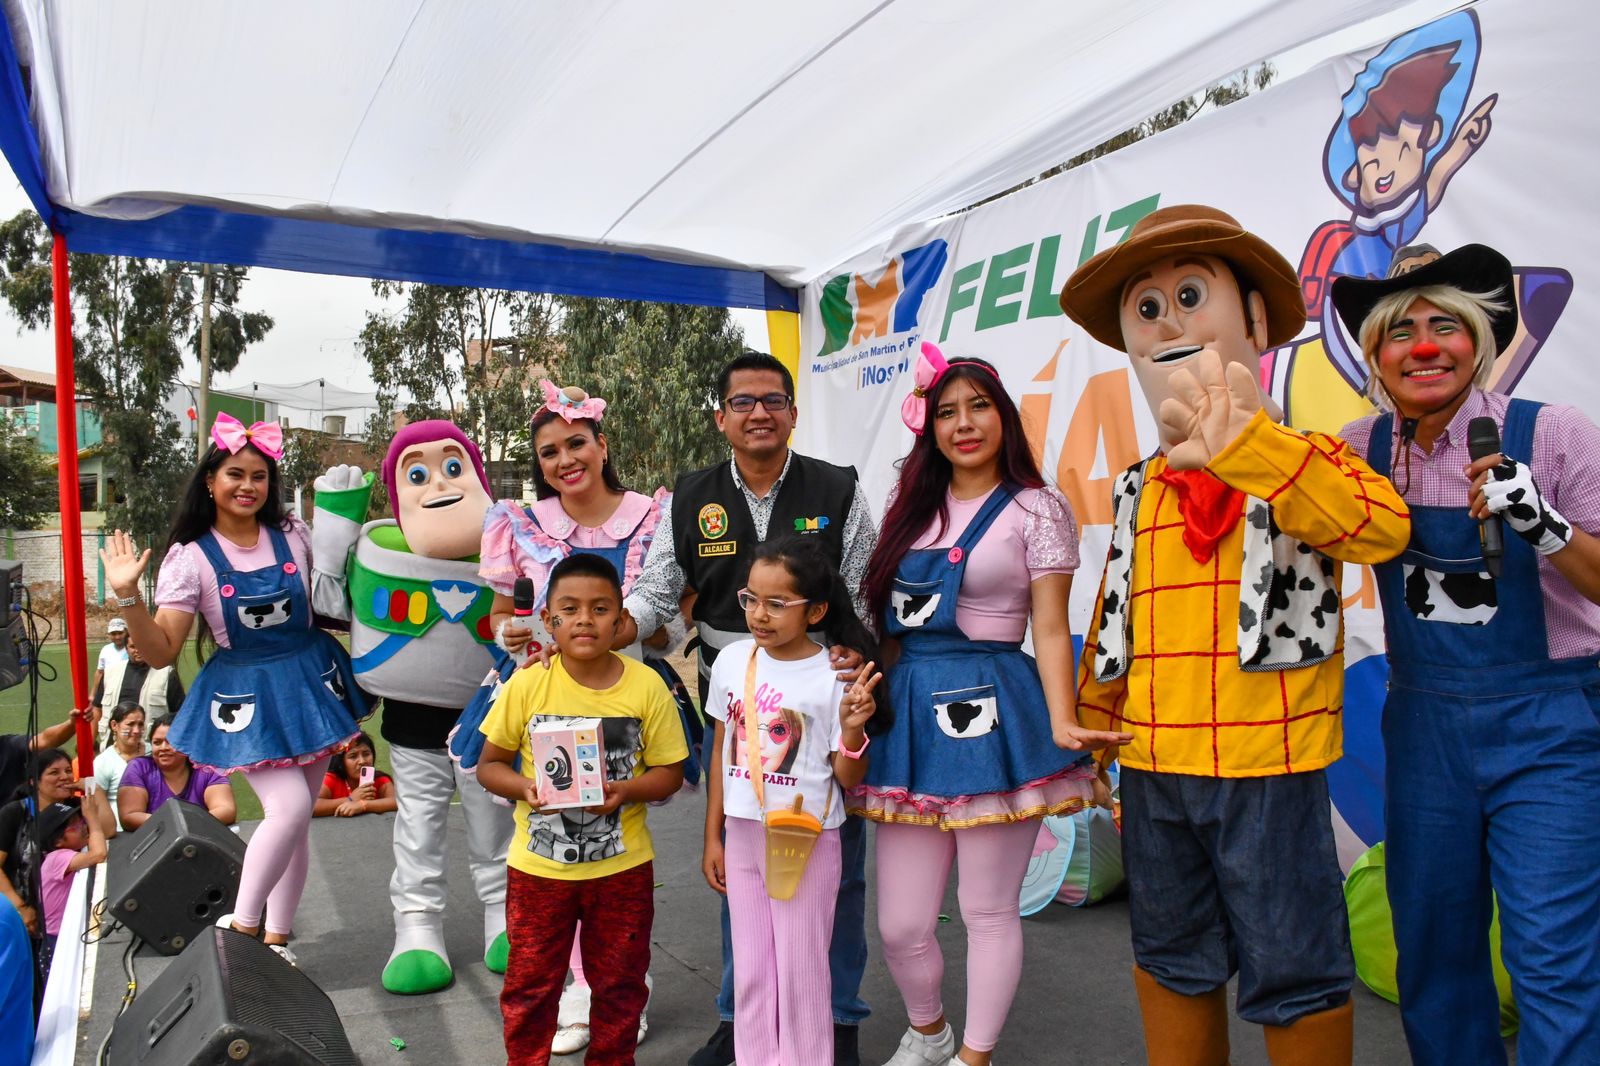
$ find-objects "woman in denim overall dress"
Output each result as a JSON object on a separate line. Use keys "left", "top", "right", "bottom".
{"left": 852, "top": 346, "right": 1126, "bottom": 1066}
{"left": 1334, "top": 244, "right": 1600, "bottom": 1066}
{"left": 101, "top": 415, "right": 368, "bottom": 964}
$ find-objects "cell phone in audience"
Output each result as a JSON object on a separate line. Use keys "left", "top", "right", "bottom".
{"left": 360, "top": 766, "right": 375, "bottom": 788}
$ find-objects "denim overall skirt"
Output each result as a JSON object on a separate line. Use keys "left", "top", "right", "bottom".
{"left": 169, "top": 528, "right": 367, "bottom": 775}
{"left": 1367, "top": 400, "right": 1600, "bottom": 1065}
{"left": 860, "top": 485, "right": 1091, "bottom": 825}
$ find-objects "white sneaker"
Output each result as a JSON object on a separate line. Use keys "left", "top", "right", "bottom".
{"left": 552, "top": 981, "right": 591, "bottom": 1055}
{"left": 266, "top": 942, "right": 298, "bottom": 967}
{"left": 880, "top": 1024, "right": 955, "bottom": 1066}
{"left": 637, "top": 972, "right": 654, "bottom": 1046}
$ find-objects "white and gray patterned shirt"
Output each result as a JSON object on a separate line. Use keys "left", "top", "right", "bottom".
{"left": 624, "top": 451, "right": 877, "bottom": 634}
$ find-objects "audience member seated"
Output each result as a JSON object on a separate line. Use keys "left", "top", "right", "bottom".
{"left": 92, "top": 702, "right": 148, "bottom": 831}
{"left": 0, "top": 748, "right": 98, "bottom": 936}
{"left": 118, "top": 716, "right": 236, "bottom": 830}
{"left": 0, "top": 710, "right": 91, "bottom": 805}
{"left": 314, "top": 731, "right": 397, "bottom": 818}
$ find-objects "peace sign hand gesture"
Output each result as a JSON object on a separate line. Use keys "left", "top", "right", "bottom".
{"left": 99, "top": 529, "right": 152, "bottom": 599}
{"left": 840, "top": 661, "right": 882, "bottom": 733}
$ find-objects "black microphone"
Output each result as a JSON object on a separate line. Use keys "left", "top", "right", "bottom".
{"left": 513, "top": 577, "right": 535, "bottom": 619}
{"left": 1467, "top": 416, "right": 1504, "bottom": 579}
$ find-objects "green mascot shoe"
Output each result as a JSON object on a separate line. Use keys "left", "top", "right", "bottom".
{"left": 382, "top": 949, "right": 455, "bottom": 995}
{"left": 484, "top": 931, "right": 510, "bottom": 975}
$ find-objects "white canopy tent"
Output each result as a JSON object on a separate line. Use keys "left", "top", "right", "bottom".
{"left": 0, "top": 0, "right": 1431, "bottom": 853}
{"left": 6, "top": 0, "right": 1415, "bottom": 296}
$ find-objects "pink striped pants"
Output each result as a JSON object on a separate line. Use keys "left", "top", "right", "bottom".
{"left": 725, "top": 816, "right": 841, "bottom": 1066}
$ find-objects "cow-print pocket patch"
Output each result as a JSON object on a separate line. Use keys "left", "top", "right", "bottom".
{"left": 931, "top": 685, "right": 999, "bottom": 740}
{"left": 210, "top": 692, "right": 257, "bottom": 733}
{"left": 1402, "top": 564, "right": 1498, "bottom": 625}
{"left": 890, "top": 579, "right": 942, "bottom": 629}
{"left": 235, "top": 592, "right": 293, "bottom": 630}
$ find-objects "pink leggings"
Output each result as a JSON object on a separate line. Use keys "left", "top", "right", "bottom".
{"left": 875, "top": 819, "right": 1040, "bottom": 1054}
{"left": 234, "top": 758, "right": 329, "bottom": 936}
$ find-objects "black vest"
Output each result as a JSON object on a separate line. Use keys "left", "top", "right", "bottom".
{"left": 671, "top": 453, "right": 857, "bottom": 637}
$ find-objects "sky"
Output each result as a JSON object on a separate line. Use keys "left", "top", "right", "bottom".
{"left": 0, "top": 0, "right": 1452, "bottom": 423}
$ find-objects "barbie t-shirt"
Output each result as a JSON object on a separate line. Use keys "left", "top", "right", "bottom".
{"left": 705, "top": 639, "right": 846, "bottom": 830}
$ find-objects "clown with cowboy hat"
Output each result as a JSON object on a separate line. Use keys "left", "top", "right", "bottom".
{"left": 1332, "top": 244, "right": 1600, "bottom": 1066}
{"left": 1061, "top": 204, "right": 1411, "bottom": 1066}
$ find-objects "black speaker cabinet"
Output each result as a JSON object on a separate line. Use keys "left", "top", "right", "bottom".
{"left": 106, "top": 799, "right": 247, "bottom": 955}
{"left": 108, "top": 927, "right": 356, "bottom": 1066}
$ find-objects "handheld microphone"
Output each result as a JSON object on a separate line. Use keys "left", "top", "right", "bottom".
{"left": 1467, "top": 416, "right": 1504, "bottom": 579}
{"left": 513, "top": 577, "right": 535, "bottom": 618}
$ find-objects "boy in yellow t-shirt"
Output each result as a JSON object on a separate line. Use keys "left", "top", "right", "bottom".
{"left": 478, "top": 553, "right": 687, "bottom": 1064}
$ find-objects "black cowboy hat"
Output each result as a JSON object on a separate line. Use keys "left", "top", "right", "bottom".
{"left": 34, "top": 799, "right": 83, "bottom": 845}
{"left": 1330, "top": 243, "right": 1517, "bottom": 354}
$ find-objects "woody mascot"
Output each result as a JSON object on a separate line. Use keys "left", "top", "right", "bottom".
{"left": 1060, "top": 205, "right": 1410, "bottom": 1065}
{"left": 310, "top": 421, "right": 514, "bottom": 995}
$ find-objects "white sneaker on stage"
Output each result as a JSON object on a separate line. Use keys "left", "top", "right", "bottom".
{"left": 880, "top": 1024, "right": 956, "bottom": 1066}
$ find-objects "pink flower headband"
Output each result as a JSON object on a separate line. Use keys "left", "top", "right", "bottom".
{"left": 539, "top": 379, "right": 607, "bottom": 424}
{"left": 210, "top": 411, "right": 283, "bottom": 460}
{"left": 899, "top": 341, "right": 1000, "bottom": 435}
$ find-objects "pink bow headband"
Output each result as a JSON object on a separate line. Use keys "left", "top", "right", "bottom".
{"left": 899, "top": 342, "right": 1000, "bottom": 435}
{"left": 210, "top": 411, "right": 283, "bottom": 460}
{"left": 539, "top": 380, "right": 608, "bottom": 423}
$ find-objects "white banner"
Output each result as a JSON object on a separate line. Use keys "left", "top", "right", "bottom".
{"left": 798, "top": 0, "right": 1594, "bottom": 858}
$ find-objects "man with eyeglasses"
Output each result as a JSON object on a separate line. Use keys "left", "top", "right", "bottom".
{"left": 620, "top": 349, "right": 876, "bottom": 1066}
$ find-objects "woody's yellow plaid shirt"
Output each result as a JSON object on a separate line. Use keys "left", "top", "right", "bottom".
{"left": 1077, "top": 411, "right": 1409, "bottom": 778}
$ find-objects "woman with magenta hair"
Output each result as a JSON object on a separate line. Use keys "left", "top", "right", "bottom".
{"left": 453, "top": 380, "right": 683, "bottom": 1055}
{"left": 100, "top": 413, "right": 369, "bottom": 965}
{"left": 852, "top": 344, "right": 1128, "bottom": 1066}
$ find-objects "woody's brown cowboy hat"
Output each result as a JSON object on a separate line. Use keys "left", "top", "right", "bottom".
{"left": 1059, "top": 204, "right": 1306, "bottom": 352}
{"left": 1330, "top": 242, "right": 1517, "bottom": 354}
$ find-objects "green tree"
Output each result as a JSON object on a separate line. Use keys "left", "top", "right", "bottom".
{"left": 0, "top": 417, "right": 54, "bottom": 529}
{"left": 357, "top": 283, "right": 557, "bottom": 468}
{"left": 553, "top": 298, "right": 746, "bottom": 493}
{"left": 0, "top": 212, "right": 274, "bottom": 553}
{"left": 973, "top": 63, "right": 1278, "bottom": 208}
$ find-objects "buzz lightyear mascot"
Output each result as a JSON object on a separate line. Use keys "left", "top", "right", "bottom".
{"left": 310, "top": 420, "right": 514, "bottom": 996}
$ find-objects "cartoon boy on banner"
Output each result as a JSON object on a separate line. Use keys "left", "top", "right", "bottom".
{"left": 1280, "top": 9, "right": 1571, "bottom": 434}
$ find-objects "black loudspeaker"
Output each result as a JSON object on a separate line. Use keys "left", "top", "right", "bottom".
{"left": 108, "top": 927, "right": 356, "bottom": 1066}
{"left": 106, "top": 800, "right": 247, "bottom": 955}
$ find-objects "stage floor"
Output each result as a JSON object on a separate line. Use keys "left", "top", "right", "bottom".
{"left": 78, "top": 794, "right": 1424, "bottom": 1065}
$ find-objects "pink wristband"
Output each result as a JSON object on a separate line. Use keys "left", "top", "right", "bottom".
{"left": 838, "top": 733, "right": 870, "bottom": 760}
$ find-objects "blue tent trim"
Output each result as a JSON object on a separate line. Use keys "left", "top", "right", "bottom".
{"left": 0, "top": 22, "right": 797, "bottom": 312}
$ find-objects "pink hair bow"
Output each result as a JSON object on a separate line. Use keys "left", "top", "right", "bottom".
{"left": 899, "top": 342, "right": 950, "bottom": 435}
{"left": 210, "top": 411, "right": 283, "bottom": 460}
{"left": 539, "top": 379, "right": 608, "bottom": 423}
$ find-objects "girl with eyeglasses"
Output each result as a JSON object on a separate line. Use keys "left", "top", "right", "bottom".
{"left": 855, "top": 344, "right": 1127, "bottom": 1066}
{"left": 92, "top": 701, "right": 149, "bottom": 830}
{"left": 701, "top": 535, "right": 888, "bottom": 1066}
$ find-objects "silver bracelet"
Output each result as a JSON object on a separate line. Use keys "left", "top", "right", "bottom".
{"left": 115, "top": 593, "right": 141, "bottom": 609}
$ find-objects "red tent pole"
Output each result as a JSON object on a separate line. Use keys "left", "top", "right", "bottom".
{"left": 51, "top": 231, "right": 93, "bottom": 775}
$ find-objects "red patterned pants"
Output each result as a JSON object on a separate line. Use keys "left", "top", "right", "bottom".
{"left": 501, "top": 862, "right": 654, "bottom": 1065}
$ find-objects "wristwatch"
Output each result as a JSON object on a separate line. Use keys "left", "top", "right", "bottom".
{"left": 838, "top": 733, "right": 871, "bottom": 760}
